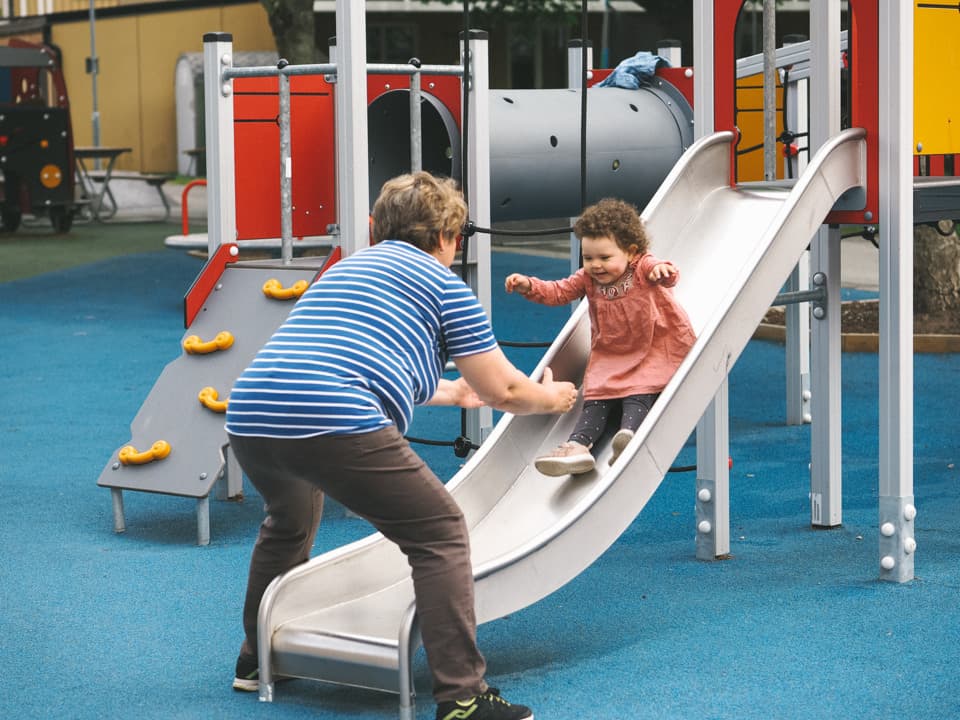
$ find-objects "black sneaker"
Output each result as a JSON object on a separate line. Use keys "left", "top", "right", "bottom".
{"left": 232, "top": 653, "right": 259, "bottom": 692}
{"left": 435, "top": 689, "right": 533, "bottom": 720}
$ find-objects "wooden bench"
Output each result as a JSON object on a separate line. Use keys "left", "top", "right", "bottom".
{"left": 87, "top": 170, "right": 176, "bottom": 221}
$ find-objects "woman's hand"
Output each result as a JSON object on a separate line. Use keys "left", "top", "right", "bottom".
{"left": 539, "top": 366, "right": 578, "bottom": 414}
{"left": 454, "top": 348, "right": 577, "bottom": 416}
{"left": 504, "top": 273, "right": 532, "bottom": 294}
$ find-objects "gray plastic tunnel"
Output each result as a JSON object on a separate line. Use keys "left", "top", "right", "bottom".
{"left": 367, "top": 79, "right": 693, "bottom": 222}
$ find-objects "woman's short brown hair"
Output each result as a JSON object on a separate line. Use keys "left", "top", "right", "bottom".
{"left": 371, "top": 171, "right": 467, "bottom": 253}
{"left": 573, "top": 197, "right": 649, "bottom": 254}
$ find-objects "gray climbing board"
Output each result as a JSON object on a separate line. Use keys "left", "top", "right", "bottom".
{"left": 98, "top": 257, "right": 327, "bottom": 503}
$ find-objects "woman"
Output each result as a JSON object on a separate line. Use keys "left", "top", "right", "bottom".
{"left": 226, "top": 171, "right": 576, "bottom": 720}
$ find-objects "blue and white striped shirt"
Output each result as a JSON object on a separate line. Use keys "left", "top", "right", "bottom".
{"left": 225, "top": 240, "right": 498, "bottom": 438}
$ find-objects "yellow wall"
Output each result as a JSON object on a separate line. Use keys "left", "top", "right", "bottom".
{"left": 914, "top": 1, "right": 960, "bottom": 156}
{"left": 735, "top": 74, "right": 785, "bottom": 182}
{"left": 50, "top": 2, "right": 274, "bottom": 173}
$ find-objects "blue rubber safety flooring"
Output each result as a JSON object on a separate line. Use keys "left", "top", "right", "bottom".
{"left": 1, "top": 249, "right": 957, "bottom": 720}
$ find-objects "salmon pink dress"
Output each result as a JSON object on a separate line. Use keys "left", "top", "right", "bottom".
{"left": 522, "top": 253, "right": 696, "bottom": 400}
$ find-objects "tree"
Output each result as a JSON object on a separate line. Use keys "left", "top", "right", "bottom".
{"left": 914, "top": 223, "right": 960, "bottom": 319}
{"left": 260, "top": 0, "right": 318, "bottom": 64}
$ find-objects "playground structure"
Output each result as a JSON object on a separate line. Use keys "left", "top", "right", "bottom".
{"left": 0, "top": 39, "right": 79, "bottom": 233}
{"left": 116, "top": 32, "right": 701, "bottom": 543}
{"left": 166, "top": 40, "right": 694, "bottom": 249}
{"left": 96, "top": 0, "right": 951, "bottom": 717}
{"left": 97, "top": 243, "right": 336, "bottom": 545}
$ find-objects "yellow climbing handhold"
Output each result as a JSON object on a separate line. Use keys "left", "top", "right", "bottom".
{"left": 118, "top": 440, "right": 172, "bottom": 466}
{"left": 262, "top": 278, "right": 309, "bottom": 300}
{"left": 198, "top": 386, "right": 229, "bottom": 413}
{"left": 183, "top": 330, "right": 234, "bottom": 354}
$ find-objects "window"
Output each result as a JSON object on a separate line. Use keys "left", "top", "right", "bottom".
{"left": 367, "top": 22, "right": 417, "bottom": 63}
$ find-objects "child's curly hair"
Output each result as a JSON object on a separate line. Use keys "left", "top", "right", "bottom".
{"left": 574, "top": 198, "right": 649, "bottom": 254}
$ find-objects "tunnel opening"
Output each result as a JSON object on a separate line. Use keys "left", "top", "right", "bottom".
{"left": 367, "top": 89, "right": 461, "bottom": 205}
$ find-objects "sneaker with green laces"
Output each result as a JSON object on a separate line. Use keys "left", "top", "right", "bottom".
{"left": 232, "top": 653, "right": 293, "bottom": 692}
{"left": 232, "top": 653, "right": 259, "bottom": 692}
{"left": 435, "top": 689, "right": 533, "bottom": 720}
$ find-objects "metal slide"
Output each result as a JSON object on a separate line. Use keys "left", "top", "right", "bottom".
{"left": 257, "top": 129, "right": 867, "bottom": 718}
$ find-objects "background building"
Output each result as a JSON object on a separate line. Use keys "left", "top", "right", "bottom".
{"left": 0, "top": 1, "right": 818, "bottom": 173}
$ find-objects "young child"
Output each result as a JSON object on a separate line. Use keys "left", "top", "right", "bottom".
{"left": 505, "top": 197, "right": 696, "bottom": 476}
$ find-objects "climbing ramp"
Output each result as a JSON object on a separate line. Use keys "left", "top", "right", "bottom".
{"left": 97, "top": 247, "right": 333, "bottom": 544}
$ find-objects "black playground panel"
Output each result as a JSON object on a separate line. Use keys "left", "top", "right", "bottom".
{"left": 0, "top": 39, "right": 78, "bottom": 232}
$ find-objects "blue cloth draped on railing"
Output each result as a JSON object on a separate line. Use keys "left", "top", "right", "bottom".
{"left": 597, "top": 51, "right": 670, "bottom": 89}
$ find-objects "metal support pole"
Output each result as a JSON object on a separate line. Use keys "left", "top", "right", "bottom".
{"left": 696, "top": 387, "right": 730, "bottom": 559}
{"left": 656, "top": 40, "right": 682, "bottom": 68}
{"left": 196, "top": 496, "right": 210, "bottom": 546}
{"left": 810, "top": 229, "right": 842, "bottom": 526}
{"left": 692, "top": 0, "right": 713, "bottom": 137}
{"left": 87, "top": 0, "right": 100, "bottom": 158}
{"left": 110, "top": 488, "right": 125, "bottom": 533}
{"left": 782, "top": 34, "right": 811, "bottom": 426}
{"left": 278, "top": 61, "right": 293, "bottom": 264}
{"left": 409, "top": 59, "right": 422, "bottom": 173}
{"left": 398, "top": 605, "right": 421, "bottom": 720}
{"left": 566, "top": 39, "right": 592, "bottom": 278}
{"left": 807, "top": 0, "right": 843, "bottom": 528}
{"left": 334, "top": 1, "right": 369, "bottom": 257}
{"left": 692, "top": 0, "right": 730, "bottom": 560}
{"left": 762, "top": 0, "right": 776, "bottom": 181}
{"left": 877, "top": 0, "right": 915, "bottom": 582}
{"left": 785, "top": 253, "right": 811, "bottom": 425}
{"left": 203, "top": 33, "right": 238, "bottom": 257}
{"left": 462, "top": 29, "right": 493, "bottom": 444}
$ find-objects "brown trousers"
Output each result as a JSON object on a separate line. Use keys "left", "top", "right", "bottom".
{"left": 228, "top": 427, "right": 487, "bottom": 702}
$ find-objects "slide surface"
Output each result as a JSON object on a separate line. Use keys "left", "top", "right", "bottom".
{"left": 257, "top": 129, "right": 868, "bottom": 697}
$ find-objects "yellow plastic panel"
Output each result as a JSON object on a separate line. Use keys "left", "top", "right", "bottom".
{"left": 735, "top": 72, "right": 785, "bottom": 182}
{"left": 914, "top": 1, "right": 960, "bottom": 155}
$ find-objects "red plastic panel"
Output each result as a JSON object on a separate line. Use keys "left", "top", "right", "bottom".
{"left": 656, "top": 67, "right": 694, "bottom": 109}
{"left": 588, "top": 68, "right": 611, "bottom": 86}
{"left": 291, "top": 87, "right": 336, "bottom": 237}
{"left": 586, "top": 67, "right": 691, "bottom": 109}
{"left": 367, "top": 73, "right": 461, "bottom": 126}
{"left": 183, "top": 243, "right": 239, "bottom": 328}
{"left": 826, "top": 0, "right": 878, "bottom": 225}
{"left": 233, "top": 75, "right": 335, "bottom": 241}
{"left": 713, "top": 0, "right": 879, "bottom": 223}
{"left": 233, "top": 73, "right": 459, "bottom": 241}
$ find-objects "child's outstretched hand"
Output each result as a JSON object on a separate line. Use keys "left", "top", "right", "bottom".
{"left": 504, "top": 273, "right": 532, "bottom": 294}
{"left": 647, "top": 262, "right": 677, "bottom": 283}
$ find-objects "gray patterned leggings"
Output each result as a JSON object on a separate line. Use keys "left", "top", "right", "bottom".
{"left": 568, "top": 393, "right": 660, "bottom": 448}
